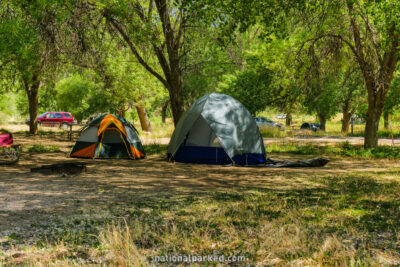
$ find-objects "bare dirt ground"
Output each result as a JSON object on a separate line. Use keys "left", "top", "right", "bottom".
{"left": 1, "top": 133, "right": 400, "bottom": 248}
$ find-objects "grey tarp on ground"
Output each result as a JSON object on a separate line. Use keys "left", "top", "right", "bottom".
{"left": 264, "top": 157, "right": 330, "bottom": 168}
{"left": 168, "top": 93, "right": 266, "bottom": 158}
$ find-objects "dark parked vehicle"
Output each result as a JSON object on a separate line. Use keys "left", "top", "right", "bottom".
{"left": 26, "top": 112, "right": 75, "bottom": 128}
{"left": 300, "top": 122, "right": 321, "bottom": 132}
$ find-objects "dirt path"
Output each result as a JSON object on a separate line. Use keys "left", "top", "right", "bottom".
{"left": 278, "top": 135, "right": 400, "bottom": 146}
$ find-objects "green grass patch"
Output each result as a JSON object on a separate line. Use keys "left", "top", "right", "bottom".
{"left": 348, "top": 129, "right": 400, "bottom": 139}
{"left": 143, "top": 144, "right": 168, "bottom": 155}
{"left": 260, "top": 127, "right": 287, "bottom": 138}
{"left": 267, "top": 141, "right": 400, "bottom": 159}
{"left": 38, "top": 130, "right": 57, "bottom": 136}
{"left": 26, "top": 144, "right": 61, "bottom": 153}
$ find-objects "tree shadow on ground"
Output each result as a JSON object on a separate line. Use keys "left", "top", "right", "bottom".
{"left": 0, "top": 152, "right": 399, "bottom": 255}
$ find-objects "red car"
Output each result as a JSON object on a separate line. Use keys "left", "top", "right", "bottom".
{"left": 27, "top": 112, "right": 75, "bottom": 127}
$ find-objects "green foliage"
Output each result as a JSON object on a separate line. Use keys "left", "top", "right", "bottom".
{"left": 217, "top": 68, "right": 272, "bottom": 115}
{"left": 100, "top": 48, "right": 167, "bottom": 117}
{"left": 56, "top": 74, "right": 107, "bottom": 122}
{"left": 356, "top": 103, "right": 369, "bottom": 120}
{"left": 0, "top": 94, "right": 15, "bottom": 123}
{"left": 338, "top": 67, "right": 366, "bottom": 117}
{"left": 303, "top": 76, "right": 341, "bottom": 122}
{"left": 385, "top": 75, "right": 400, "bottom": 115}
{"left": 257, "top": 36, "right": 302, "bottom": 115}
{"left": 182, "top": 29, "right": 238, "bottom": 107}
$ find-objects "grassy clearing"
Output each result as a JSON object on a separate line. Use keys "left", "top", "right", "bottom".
{"left": 267, "top": 142, "right": 400, "bottom": 159}
{"left": 2, "top": 172, "right": 399, "bottom": 266}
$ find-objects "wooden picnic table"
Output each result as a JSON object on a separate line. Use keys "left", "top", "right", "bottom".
{"left": 67, "top": 123, "right": 87, "bottom": 141}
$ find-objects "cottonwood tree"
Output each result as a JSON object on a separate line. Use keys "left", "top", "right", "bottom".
{"left": 296, "top": 36, "right": 344, "bottom": 131}
{"left": 0, "top": 2, "right": 63, "bottom": 134}
{"left": 94, "top": 0, "right": 194, "bottom": 126}
{"left": 306, "top": 0, "right": 400, "bottom": 147}
{"left": 59, "top": 5, "right": 160, "bottom": 132}
{"left": 212, "top": 0, "right": 399, "bottom": 147}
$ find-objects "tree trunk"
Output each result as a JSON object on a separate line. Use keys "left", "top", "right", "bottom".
{"left": 285, "top": 112, "right": 292, "bottom": 126}
{"left": 136, "top": 105, "right": 153, "bottom": 132}
{"left": 342, "top": 112, "right": 351, "bottom": 133}
{"left": 364, "top": 105, "right": 383, "bottom": 148}
{"left": 383, "top": 110, "right": 390, "bottom": 130}
{"left": 317, "top": 114, "right": 327, "bottom": 131}
{"left": 168, "top": 75, "right": 184, "bottom": 125}
{"left": 161, "top": 100, "right": 169, "bottom": 124}
{"left": 24, "top": 76, "right": 40, "bottom": 135}
{"left": 346, "top": 3, "right": 399, "bottom": 147}
{"left": 341, "top": 84, "right": 356, "bottom": 133}
{"left": 341, "top": 102, "right": 352, "bottom": 133}
{"left": 28, "top": 90, "right": 39, "bottom": 135}
{"left": 363, "top": 78, "right": 388, "bottom": 148}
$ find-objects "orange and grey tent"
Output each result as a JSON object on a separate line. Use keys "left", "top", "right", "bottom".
{"left": 70, "top": 114, "right": 145, "bottom": 159}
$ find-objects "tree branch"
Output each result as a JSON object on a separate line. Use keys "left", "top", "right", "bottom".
{"left": 347, "top": 4, "right": 368, "bottom": 77}
{"left": 154, "top": 0, "right": 177, "bottom": 63}
{"left": 359, "top": 10, "right": 382, "bottom": 66}
{"left": 103, "top": 11, "right": 168, "bottom": 88}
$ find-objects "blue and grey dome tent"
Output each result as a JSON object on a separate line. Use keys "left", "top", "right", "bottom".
{"left": 167, "top": 93, "right": 266, "bottom": 165}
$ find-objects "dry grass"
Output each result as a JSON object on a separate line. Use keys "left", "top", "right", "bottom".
{"left": 99, "top": 222, "right": 149, "bottom": 267}
{"left": 4, "top": 173, "right": 399, "bottom": 266}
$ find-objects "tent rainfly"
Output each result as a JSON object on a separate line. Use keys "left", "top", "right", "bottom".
{"left": 70, "top": 114, "right": 145, "bottom": 159}
{"left": 167, "top": 93, "right": 266, "bottom": 165}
